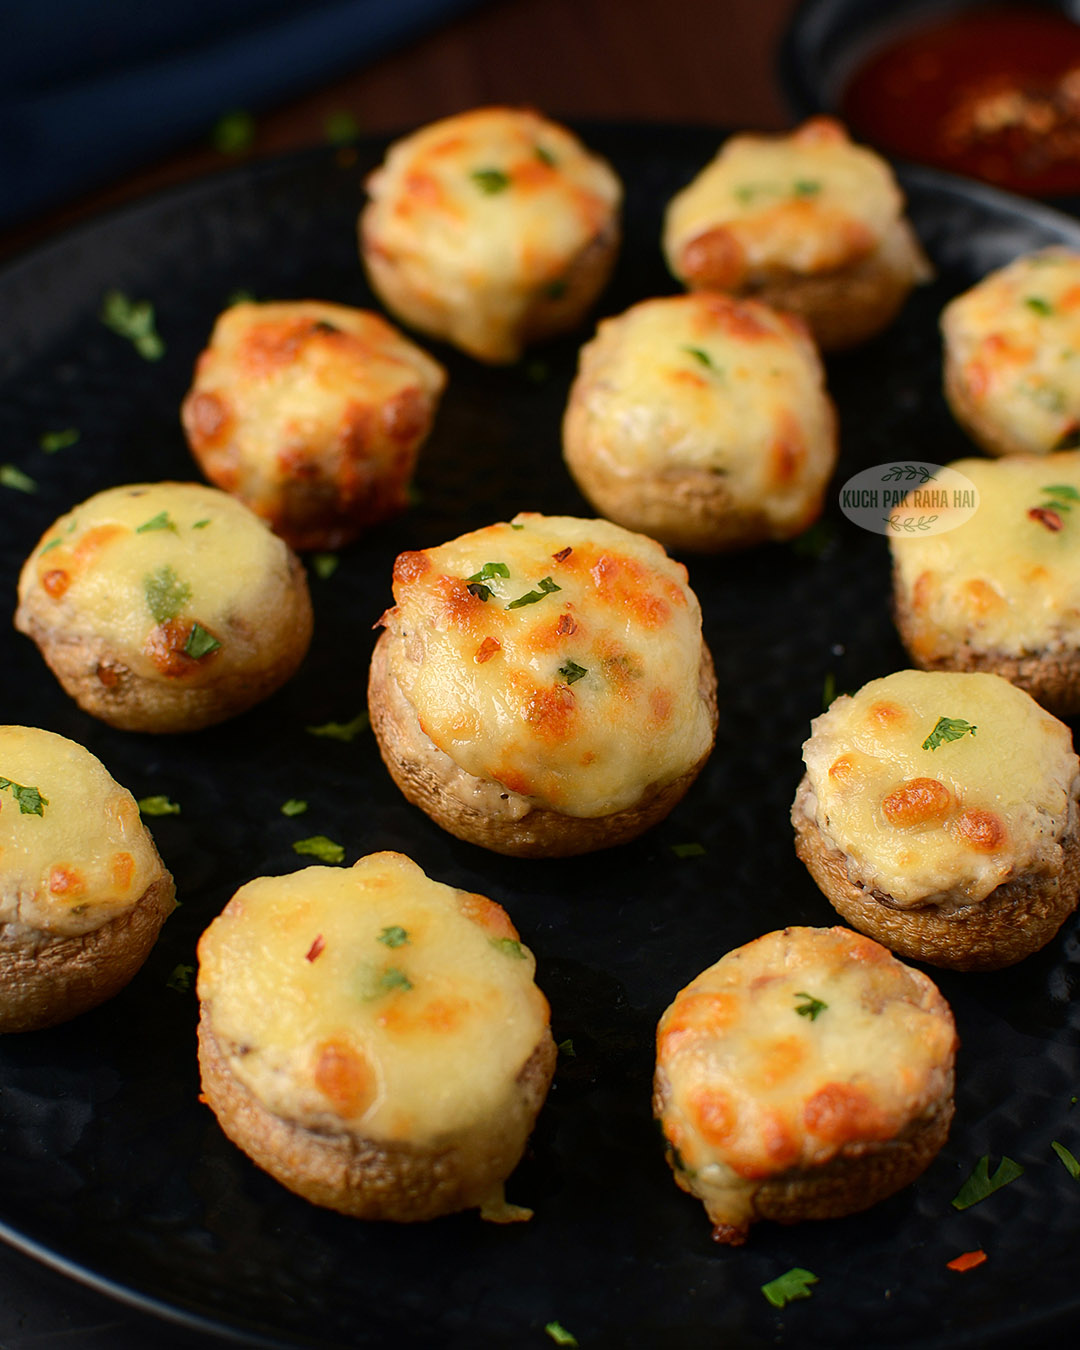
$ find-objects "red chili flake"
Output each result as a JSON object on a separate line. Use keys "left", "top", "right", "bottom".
{"left": 1028, "top": 507, "right": 1064, "bottom": 531}
{"left": 556, "top": 613, "right": 577, "bottom": 636}
{"left": 475, "top": 636, "right": 501, "bottom": 663}
{"left": 306, "top": 934, "right": 326, "bottom": 962}
{"left": 552, "top": 546, "right": 573, "bottom": 562}
{"left": 946, "top": 1249, "right": 987, "bottom": 1272}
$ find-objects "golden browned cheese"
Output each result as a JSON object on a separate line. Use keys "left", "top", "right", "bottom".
{"left": 16, "top": 481, "right": 309, "bottom": 694}
{"left": 799, "top": 669, "right": 1079, "bottom": 908}
{"left": 942, "top": 250, "right": 1080, "bottom": 455}
{"left": 892, "top": 452, "right": 1080, "bottom": 661}
{"left": 360, "top": 107, "right": 622, "bottom": 362}
{"left": 181, "top": 300, "right": 445, "bottom": 549}
{"left": 380, "top": 514, "right": 715, "bottom": 816}
{"left": 563, "top": 292, "right": 837, "bottom": 540}
{"left": 197, "top": 852, "right": 551, "bottom": 1143}
{"left": 0, "top": 725, "right": 167, "bottom": 937}
{"left": 655, "top": 927, "right": 956, "bottom": 1238}
{"left": 663, "top": 117, "right": 912, "bottom": 286}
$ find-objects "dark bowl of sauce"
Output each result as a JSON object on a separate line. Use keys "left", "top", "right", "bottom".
{"left": 780, "top": 0, "right": 1080, "bottom": 200}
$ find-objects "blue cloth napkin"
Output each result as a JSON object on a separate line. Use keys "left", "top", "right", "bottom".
{"left": 2, "top": 0, "right": 486, "bottom": 228}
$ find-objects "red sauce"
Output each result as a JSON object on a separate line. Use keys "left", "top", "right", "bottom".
{"left": 840, "top": 5, "right": 1080, "bottom": 195}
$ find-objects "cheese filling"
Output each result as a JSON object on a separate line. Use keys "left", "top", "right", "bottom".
{"left": 382, "top": 513, "right": 715, "bottom": 816}
{"left": 197, "top": 852, "right": 551, "bottom": 1143}
{"left": 892, "top": 452, "right": 1080, "bottom": 658}
{"left": 800, "top": 669, "right": 1079, "bottom": 908}
{"left": 0, "top": 725, "right": 165, "bottom": 936}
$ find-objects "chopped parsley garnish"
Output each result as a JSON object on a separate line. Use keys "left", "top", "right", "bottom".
{"left": 211, "top": 109, "right": 256, "bottom": 154}
{"left": 510, "top": 521, "right": 526, "bottom": 529}
{"left": 469, "top": 562, "right": 511, "bottom": 582}
{"left": 682, "top": 345, "right": 719, "bottom": 371}
{"left": 0, "top": 464, "right": 37, "bottom": 494}
{"left": 557, "top": 1038, "right": 576, "bottom": 1057}
{"left": 292, "top": 835, "right": 346, "bottom": 864}
{"left": 144, "top": 565, "right": 191, "bottom": 624}
{"left": 545, "top": 1323, "right": 578, "bottom": 1348}
{"left": 491, "top": 937, "right": 527, "bottom": 959}
{"left": 380, "top": 967, "right": 413, "bottom": 993}
{"left": 101, "top": 290, "right": 165, "bottom": 360}
{"left": 670, "top": 842, "right": 706, "bottom": 859}
{"left": 951, "top": 1155, "right": 1024, "bottom": 1210}
{"left": 922, "top": 716, "right": 978, "bottom": 751}
{"left": 1052, "top": 1140, "right": 1080, "bottom": 1180}
{"left": 166, "top": 963, "right": 194, "bottom": 993}
{"left": 535, "top": 145, "right": 557, "bottom": 166}
{"left": 378, "top": 925, "right": 410, "bottom": 948}
{"left": 468, "top": 583, "right": 494, "bottom": 602}
{"left": 761, "top": 1268, "right": 818, "bottom": 1308}
{"left": 192, "top": 518, "right": 212, "bottom": 529}
{"left": 794, "top": 991, "right": 828, "bottom": 1020}
{"left": 1025, "top": 296, "right": 1054, "bottom": 316}
{"left": 306, "top": 712, "right": 369, "bottom": 742}
{"left": 39, "top": 428, "right": 79, "bottom": 453}
{"left": 324, "top": 109, "right": 361, "bottom": 144}
{"left": 472, "top": 167, "right": 511, "bottom": 194}
{"left": 0, "top": 777, "right": 48, "bottom": 816}
{"left": 312, "top": 552, "right": 339, "bottom": 580}
{"left": 558, "top": 660, "right": 588, "bottom": 685}
{"left": 794, "top": 178, "right": 822, "bottom": 196}
{"left": 138, "top": 795, "right": 180, "bottom": 816}
{"left": 183, "top": 623, "right": 221, "bottom": 659}
{"left": 280, "top": 798, "right": 308, "bottom": 817}
{"left": 40, "top": 537, "right": 63, "bottom": 555}
{"left": 136, "top": 510, "right": 177, "bottom": 534}
{"left": 1040, "top": 482, "right": 1080, "bottom": 513}
{"left": 507, "top": 576, "right": 561, "bottom": 609}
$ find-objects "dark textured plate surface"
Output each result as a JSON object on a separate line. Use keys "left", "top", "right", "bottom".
{"left": 2, "top": 127, "right": 1080, "bottom": 1350}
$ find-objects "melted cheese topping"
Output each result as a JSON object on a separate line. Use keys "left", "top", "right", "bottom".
{"left": 0, "top": 726, "right": 165, "bottom": 937}
{"left": 182, "top": 301, "right": 445, "bottom": 522}
{"left": 663, "top": 117, "right": 905, "bottom": 283}
{"left": 197, "top": 852, "right": 550, "bottom": 1141}
{"left": 943, "top": 250, "right": 1080, "bottom": 454}
{"left": 362, "top": 107, "right": 622, "bottom": 359}
{"left": 655, "top": 927, "right": 955, "bottom": 1234}
{"left": 383, "top": 513, "right": 714, "bottom": 816}
{"left": 893, "top": 452, "right": 1080, "bottom": 658}
{"left": 18, "top": 483, "right": 301, "bottom": 681}
{"left": 566, "top": 293, "right": 836, "bottom": 531}
{"left": 800, "top": 669, "right": 1078, "bottom": 907}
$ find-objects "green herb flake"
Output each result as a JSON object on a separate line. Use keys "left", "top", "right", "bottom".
{"left": 292, "top": 835, "right": 346, "bottom": 864}
{"left": 558, "top": 660, "right": 588, "bottom": 685}
{"left": 39, "top": 537, "right": 63, "bottom": 555}
{"left": 192, "top": 518, "right": 212, "bottom": 529}
{"left": 211, "top": 109, "right": 256, "bottom": 155}
{"left": 0, "top": 464, "right": 37, "bottom": 494}
{"left": 557, "top": 1038, "right": 576, "bottom": 1057}
{"left": 39, "top": 428, "right": 79, "bottom": 453}
{"left": 734, "top": 183, "right": 761, "bottom": 204}
{"left": 670, "top": 842, "right": 706, "bottom": 859}
{"left": 510, "top": 521, "right": 526, "bottom": 530}
{"left": 138, "top": 795, "right": 181, "bottom": 817}
{"left": 183, "top": 623, "right": 221, "bottom": 659}
{"left": 280, "top": 798, "right": 308, "bottom": 817}
{"left": 922, "top": 716, "right": 978, "bottom": 751}
{"left": 951, "top": 1155, "right": 1024, "bottom": 1210}
{"left": 228, "top": 288, "right": 256, "bottom": 306}
{"left": 166, "top": 963, "right": 195, "bottom": 993}
{"left": 0, "top": 777, "right": 48, "bottom": 816}
{"left": 682, "top": 345, "right": 718, "bottom": 371}
{"left": 144, "top": 565, "right": 191, "bottom": 624}
{"left": 312, "top": 552, "right": 339, "bottom": 580}
{"left": 306, "top": 712, "right": 370, "bottom": 742}
{"left": 377, "top": 925, "right": 410, "bottom": 949}
{"left": 535, "top": 145, "right": 557, "bottom": 167}
{"left": 822, "top": 670, "right": 837, "bottom": 709}
{"left": 325, "top": 109, "right": 361, "bottom": 144}
{"left": 1043, "top": 483, "right": 1080, "bottom": 504}
{"left": 545, "top": 1323, "right": 578, "bottom": 1348}
{"left": 468, "top": 582, "right": 493, "bottom": 602}
{"left": 761, "top": 1268, "right": 819, "bottom": 1309}
{"left": 1052, "top": 1140, "right": 1080, "bottom": 1180}
{"left": 380, "top": 967, "right": 413, "bottom": 993}
{"left": 136, "top": 510, "right": 177, "bottom": 534}
{"left": 794, "top": 991, "right": 828, "bottom": 1020}
{"left": 472, "top": 167, "right": 511, "bottom": 194}
{"left": 468, "top": 562, "right": 511, "bottom": 583}
{"left": 794, "top": 178, "right": 822, "bottom": 197}
{"left": 491, "top": 937, "right": 527, "bottom": 960}
{"left": 507, "top": 576, "right": 561, "bottom": 609}
{"left": 1026, "top": 296, "right": 1054, "bottom": 316}
{"left": 101, "top": 289, "right": 165, "bottom": 361}
{"left": 1026, "top": 381, "right": 1066, "bottom": 413}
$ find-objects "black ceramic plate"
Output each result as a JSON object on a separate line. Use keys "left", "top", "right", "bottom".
{"left": 3, "top": 126, "right": 1080, "bottom": 1350}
